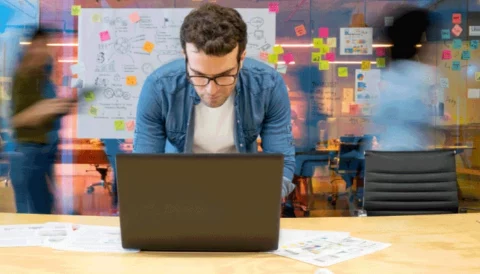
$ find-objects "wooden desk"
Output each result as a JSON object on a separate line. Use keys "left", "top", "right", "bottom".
{"left": 0, "top": 213, "right": 479, "bottom": 274}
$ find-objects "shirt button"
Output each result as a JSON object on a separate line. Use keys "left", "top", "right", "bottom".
{"left": 240, "top": 143, "right": 244, "bottom": 147}
{"left": 237, "top": 120, "right": 240, "bottom": 123}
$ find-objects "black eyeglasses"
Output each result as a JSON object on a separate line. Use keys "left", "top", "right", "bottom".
{"left": 186, "top": 58, "right": 240, "bottom": 87}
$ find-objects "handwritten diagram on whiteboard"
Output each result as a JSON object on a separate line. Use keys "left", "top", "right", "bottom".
{"left": 77, "top": 8, "right": 276, "bottom": 138}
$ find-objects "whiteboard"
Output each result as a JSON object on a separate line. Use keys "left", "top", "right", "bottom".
{"left": 77, "top": 8, "right": 276, "bottom": 138}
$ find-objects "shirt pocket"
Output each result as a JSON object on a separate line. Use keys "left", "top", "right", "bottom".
{"left": 166, "top": 130, "right": 186, "bottom": 150}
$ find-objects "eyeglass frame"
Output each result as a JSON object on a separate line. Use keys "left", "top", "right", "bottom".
{"left": 185, "top": 57, "right": 241, "bottom": 87}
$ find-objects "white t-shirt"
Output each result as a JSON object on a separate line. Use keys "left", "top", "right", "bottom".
{"left": 192, "top": 93, "right": 237, "bottom": 153}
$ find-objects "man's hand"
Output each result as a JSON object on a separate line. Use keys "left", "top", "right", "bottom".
{"left": 12, "top": 98, "right": 76, "bottom": 128}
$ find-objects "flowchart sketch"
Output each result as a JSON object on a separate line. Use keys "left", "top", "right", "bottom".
{"left": 77, "top": 8, "right": 276, "bottom": 138}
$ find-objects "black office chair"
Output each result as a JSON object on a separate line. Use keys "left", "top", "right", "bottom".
{"left": 363, "top": 150, "right": 460, "bottom": 216}
{"left": 85, "top": 164, "right": 112, "bottom": 195}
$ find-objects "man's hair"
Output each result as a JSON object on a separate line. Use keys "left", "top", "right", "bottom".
{"left": 180, "top": 3, "right": 247, "bottom": 59}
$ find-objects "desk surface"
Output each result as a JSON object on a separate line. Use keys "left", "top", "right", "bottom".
{"left": 0, "top": 213, "right": 479, "bottom": 274}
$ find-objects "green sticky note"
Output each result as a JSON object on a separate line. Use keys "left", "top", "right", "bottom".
{"left": 268, "top": 54, "right": 278, "bottom": 64}
{"left": 319, "top": 44, "right": 330, "bottom": 54}
{"left": 273, "top": 45, "right": 284, "bottom": 54}
{"left": 452, "top": 39, "right": 462, "bottom": 49}
{"left": 376, "top": 57, "right": 386, "bottom": 68}
{"left": 338, "top": 67, "right": 348, "bottom": 77}
{"left": 92, "top": 14, "right": 102, "bottom": 23}
{"left": 313, "top": 38, "right": 323, "bottom": 48}
{"left": 311, "top": 52, "right": 322, "bottom": 62}
{"left": 461, "top": 50, "right": 471, "bottom": 60}
{"left": 114, "top": 120, "right": 125, "bottom": 131}
{"left": 89, "top": 106, "right": 98, "bottom": 116}
{"left": 71, "top": 5, "right": 81, "bottom": 16}
{"left": 452, "top": 61, "right": 461, "bottom": 71}
{"left": 319, "top": 61, "right": 329, "bottom": 71}
{"left": 84, "top": 91, "right": 95, "bottom": 102}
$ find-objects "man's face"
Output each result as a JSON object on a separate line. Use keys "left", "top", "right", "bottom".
{"left": 185, "top": 43, "right": 245, "bottom": 108}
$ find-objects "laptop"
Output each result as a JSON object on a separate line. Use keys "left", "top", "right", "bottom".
{"left": 115, "top": 153, "right": 284, "bottom": 252}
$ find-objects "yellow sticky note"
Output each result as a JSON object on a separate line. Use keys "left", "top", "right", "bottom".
{"left": 273, "top": 45, "right": 284, "bottom": 54}
{"left": 126, "top": 76, "right": 137, "bottom": 86}
{"left": 361, "top": 60, "right": 371, "bottom": 70}
{"left": 114, "top": 120, "right": 125, "bottom": 131}
{"left": 312, "top": 52, "right": 322, "bottom": 62}
{"left": 476, "top": 72, "right": 480, "bottom": 81}
{"left": 268, "top": 54, "right": 278, "bottom": 64}
{"left": 338, "top": 67, "right": 348, "bottom": 77}
{"left": 313, "top": 38, "right": 323, "bottom": 48}
{"left": 327, "top": 37, "right": 337, "bottom": 48}
{"left": 319, "top": 61, "right": 330, "bottom": 71}
{"left": 71, "top": 5, "right": 81, "bottom": 16}
{"left": 320, "top": 45, "right": 330, "bottom": 54}
{"left": 376, "top": 58, "right": 385, "bottom": 68}
{"left": 92, "top": 14, "right": 102, "bottom": 23}
{"left": 143, "top": 41, "right": 155, "bottom": 53}
{"left": 89, "top": 106, "right": 98, "bottom": 116}
{"left": 84, "top": 91, "right": 95, "bottom": 102}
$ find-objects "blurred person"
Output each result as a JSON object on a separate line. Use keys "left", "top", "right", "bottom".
{"left": 133, "top": 4, "right": 295, "bottom": 215}
{"left": 10, "top": 29, "right": 76, "bottom": 214}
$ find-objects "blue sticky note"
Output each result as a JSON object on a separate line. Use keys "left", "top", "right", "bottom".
{"left": 461, "top": 50, "right": 471, "bottom": 60}
{"left": 441, "top": 29, "right": 450, "bottom": 40}
{"left": 471, "top": 40, "right": 479, "bottom": 50}
{"left": 452, "top": 61, "right": 461, "bottom": 71}
{"left": 453, "top": 39, "right": 462, "bottom": 49}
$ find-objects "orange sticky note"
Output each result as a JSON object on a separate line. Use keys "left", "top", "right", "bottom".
{"left": 295, "top": 24, "right": 307, "bottom": 36}
{"left": 126, "top": 120, "right": 135, "bottom": 131}
{"left": 129, "top": 12, "right": 140, "bottom": 23}
{"left": 143, "top": 41, "right": 154, "bottom": 53}
{"left": 126, "top": 76, "right": 137, "bottom": 86}
{"left": 260, "top": 51, "right": 269, "bottom": 61}
{"left": 452, "top": 13, "right": 461, "bottom": 24}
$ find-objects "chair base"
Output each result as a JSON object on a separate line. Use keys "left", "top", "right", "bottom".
{"left": 85, "top": 181, "right": 112, "bottom": 195}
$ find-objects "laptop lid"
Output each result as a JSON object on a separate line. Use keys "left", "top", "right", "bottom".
{"left": 116, "top": 153, "right": 284, "bottom": 252}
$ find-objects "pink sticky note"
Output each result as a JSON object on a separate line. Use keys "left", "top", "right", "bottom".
{"left": 283, "top": 53, "right": 294, "bottom": 64}
{"left": 325, "top": 52, "right": 335, "bottom": 61}
{"left": 268, "top": 2, "right": 279, "bottom": 13}
{"left": 318, "top": 27, "right": 329, "bottom": 38}
{"left": 452, "top": 24, "right": 463, "bottom": 37}
{"left": 129, "top": 12, "right": 140, "bottom": 23}
{"left": 126, "top": 120, "right": 135, "bottom": 131}
{"left": 99, "top": 30, "right": 110, "bottom": 42}
{"left": 442, "top": 50, "right": 452, "bottom": 60}
{"left": 376, "top": 47, "right": 386, "bottom": 56}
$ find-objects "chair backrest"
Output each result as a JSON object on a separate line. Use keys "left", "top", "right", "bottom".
{"left": 364, "top": 150, "right": 458, "bottom": 216}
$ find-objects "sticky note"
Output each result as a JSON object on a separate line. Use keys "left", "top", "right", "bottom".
{"left": 468, "top": 89, "right": 480, "bottom": 99}
{"left": 268, "top": 54, "right": 278, "bottom": 64}
{"left": 452, "top": 13, "right": 461, "bottom": 24}
{"left": 439, "top": 77, "right": 449, "bottom": 88}
{"left": 84, "top": 91, "right": 95, "bottom": 102}
{"left": 338, "top": 67, "right": 348, "bottom": 77}
{"left": 384, "top": 16, "right": 394, "bottom": 26}
{"left": 461, "top": 50, "right": 470, "bottom": 60}
{"left": 349, "top": 104, "right": 360, "bottom": 115}
{"left": 319, "top": 45, "right": 329, "bottom": 54}
{"left": 71, "top": 5, "right": 81, "bottom": 16}
{"left": 70, "top": 63, "right": 86, "bottom": 75}
{"left": 126, "top": 76, "right": 137, "bottom": 86}
{"left": 476, "top": 72, "right": 480, "bottom": 81}
{"left": 61, "top": 76, "right": 71, "bottom": 87}
{"left": 319, "top": 61, "right": 329, "bottom": 71}
{"left": 283, "top": 53, "right": 294, "bottom": 64}
{"left": 311, "top": 52, "right": 321, "bottom": 62}
{"left": 71, "top": 78, "right": 84, "bottom": 88}
{"left": 313, "top": 38, "right": 323, "bottom": 48}
{"left": 92, "top": 14, "right": 102, "bottom": 23}
{"left": 452, "top": 24, "right": 463, "bottom": 37}
{"left": 325, "top": 52, "right": 335, "bottom": 61}
{"left": 99, "top": 31, "right": 110, "bottom": 42}
{"left": 259, "top": 51, "right": 269, "bottom": 61}
{"left": 129, "top": 12, "right": 140, "bottom": 23}
{"left": 453, "top": 39, "right": 462, "bottom": 49}
{"left": 294, "top": 24, "right": 307, "bottom": 36}
{"left": 89, "top": 106, "right": 98, "bottom": 117}
{"left": 470, "top": 40, "right": 478, "bottom": 49}
{"left": 361, "top": 61, "right": 371, "bottom": 71}
{"left": 143, "top": 41, "right": 155, "bottom": 53}
{"left": 441, "top": 29, "right": 451, "bottom": 40}
{"left": 276, "top": 64, "right": 287, "bottom": 74}
{"left": 114, "top": 120, "right": 125, "bottom": 131}
{"left": 341, "top": 102, "right": 350, "bottom": 113}
{"left": 273, "top": 45, "right": 284, "bottom": 54}
{"left": 452, "top": 61, "right": 461, "bottom": 71}
{"left": 376, "top": 57, "right": 385, "bottom": 68}
{"left": 318, "top": 27, "right": 329, "bottom": 38}
{"left": 268, "top": 2, "right": 279, "bottom": 13}
{"left": 442, "top": 50, "right": 452, "bottom": 60}
{"left": 376, "top": 47, "right": 385, "bottom": 56}
{"left": 326, "top": 37, "right": 337, "bottom": 48}
{"left": 126, "top": 120, "right": 135, "bottom": 131}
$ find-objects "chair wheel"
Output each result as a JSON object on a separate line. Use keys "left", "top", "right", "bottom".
{"left": 303, "top": 211, "right": 310, "bottom": 217}
{"left": 86, "top": 186, "right": 94, "bottom": 194}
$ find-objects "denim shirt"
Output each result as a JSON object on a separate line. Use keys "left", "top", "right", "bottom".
{"left": 133, "top": 57, "right": 296, "bottom": 196}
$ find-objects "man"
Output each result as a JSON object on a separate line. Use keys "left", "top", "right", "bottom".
{"left": 134, "top": 4, "right": 296, "bottom": 202}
